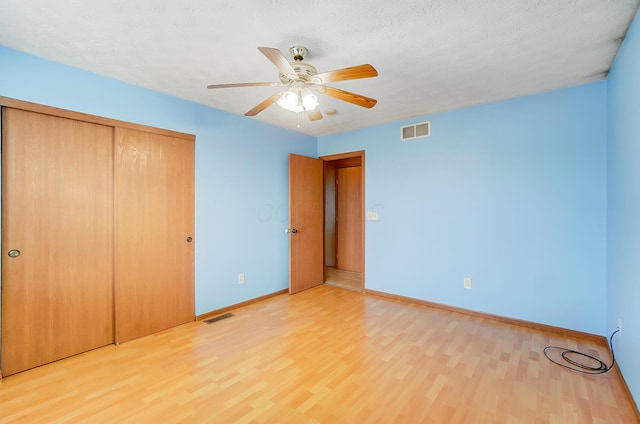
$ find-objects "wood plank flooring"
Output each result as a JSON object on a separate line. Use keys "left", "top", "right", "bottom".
{"left": 324, "top": 267, "right": 362, "bottom": 292}
{"left": 0, "top": 285, "right": 637, "bottom": 423}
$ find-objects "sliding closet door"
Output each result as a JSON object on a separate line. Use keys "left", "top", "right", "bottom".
{"left": 114, "top": 127, "right": 194, "bottom": 343}
{"left": 1, "top": 108, "right": 114, "bottom": 376}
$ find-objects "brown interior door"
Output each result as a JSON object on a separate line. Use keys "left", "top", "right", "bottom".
{"left": 114, "top": 127, "right": 195, "bottom": 343}
{"left": 288, "top": 154, "right": 324, "bottom": 294}
{"left": 1, "top": 108, "right": 114, "bottom": 376}
{"left": 336, "top": 166, "right": 363, "bottom": 272}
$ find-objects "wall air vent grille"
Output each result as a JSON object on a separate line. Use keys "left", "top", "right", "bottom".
{"left": 401, "top": 121, "right": 431, "bottom": 141}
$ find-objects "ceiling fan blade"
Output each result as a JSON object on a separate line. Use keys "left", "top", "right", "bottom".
{"left": 207, "top": 82, "right": 282, "bottom": 89}
{"left": 322, "top": 86, "right": 377, "bottom": 108}
{"left": 314, "top": 64, "right": 378, "bottom": 84}
{"left": 244, "top": 92, "right": 282, "bottom": 117}
{"left": 258, "top": 47, "right": 297, "bottom": 78}
{"left": 307, "top": 108, "right": 323, "bottom": 121}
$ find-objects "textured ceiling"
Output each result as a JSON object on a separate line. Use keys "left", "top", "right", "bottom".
{"left": 1, "top": 0, "right": 638, "bottom": 137}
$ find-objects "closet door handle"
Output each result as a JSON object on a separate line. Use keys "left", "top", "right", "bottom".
{"left": 285, "top": 228, "right": 298, "bottom": 234}
{"left": 8, "top": 249, "right": 21, "bottom": 258}
{"left": 186, "top": 237, "right": 193, "bottom": 243}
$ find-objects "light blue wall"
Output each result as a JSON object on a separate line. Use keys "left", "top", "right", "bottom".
{"left": 319, "top": 82, "right": 608, "bottom": 336}
{"left": 0, "top": 46, "right": 317, "bottom": 315}
{"left": 607, "top": 10, "right": 640, "bottom": 408}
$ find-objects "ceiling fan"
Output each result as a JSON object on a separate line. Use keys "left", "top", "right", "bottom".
{"left": 206, "top": 46, "right": 378, "bottom": 122}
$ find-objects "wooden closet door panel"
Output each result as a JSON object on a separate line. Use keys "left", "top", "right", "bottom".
{"left": 114, "top": 127, "right": 194, "bottom": 343}
{"left": 336, "top": 166, "right": 362, "bottom": 272}
{"left": 1, "top": 108, "right": 114, "bottom": 376}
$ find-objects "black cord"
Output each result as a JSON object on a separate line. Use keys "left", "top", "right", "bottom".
{"left": 543, "top": 330, "right": 619, "bottom": 375}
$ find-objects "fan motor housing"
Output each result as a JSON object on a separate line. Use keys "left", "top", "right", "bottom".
{"left": 279, "top": 62, "right": 318, "bottom": 84}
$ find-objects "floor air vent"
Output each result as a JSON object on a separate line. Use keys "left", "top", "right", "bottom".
{"left": 401, "top": 121, "right": 431, "bottom": 141}
{"left": 204, "top": 312, "right": 235, "bottom": 324}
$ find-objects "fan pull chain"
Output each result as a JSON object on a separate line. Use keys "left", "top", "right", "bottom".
{"left": 297, "top": 111, "right": 304, "bottom": 129}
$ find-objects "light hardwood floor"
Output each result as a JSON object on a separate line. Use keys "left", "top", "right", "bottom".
{"left": 0, "top": 285, "right": 637, "bottom": 423}
{"left": 324, "top": 267, "right": 362, "bottom": 292}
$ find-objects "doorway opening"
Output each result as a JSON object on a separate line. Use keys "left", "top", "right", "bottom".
{"left": 322, "top": 151, "right": 365, "bottom": 292}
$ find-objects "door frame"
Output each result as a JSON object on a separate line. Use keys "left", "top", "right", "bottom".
{"left": 320, "top": 150, "right": 365, "bottom": 292}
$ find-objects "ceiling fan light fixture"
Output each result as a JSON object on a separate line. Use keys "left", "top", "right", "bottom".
{"left": 207, "top": 45, "right": 377, "bottom": 120}
{"left": 277, "top": 87, "right": 303, "bottom": 112}
{"left": 301, "top": 87, "right": 318, "bottom": 111}
{"left": 276, "top": 85, "right": 319, "bottom": 113}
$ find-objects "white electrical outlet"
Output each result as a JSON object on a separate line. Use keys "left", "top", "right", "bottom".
{"left": 463, "top": 277, "right": 472, "bottom": 289}
{"left": 238, "top": 273, "right": 245, "bottom": 284}
{"left": 617, "top": 319, "right": 622, "bottom": 336}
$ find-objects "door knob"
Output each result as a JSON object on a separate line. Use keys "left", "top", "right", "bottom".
{"left": 285, "top": 228, "right": 298, "bottom": 234}
{"left": 7, "top": 249, "right": 21, "bottom": 258}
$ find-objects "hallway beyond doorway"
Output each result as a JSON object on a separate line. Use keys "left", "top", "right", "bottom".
{"left": 324, "top": 267, "right": 362, "bottom": 292}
